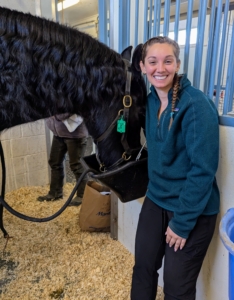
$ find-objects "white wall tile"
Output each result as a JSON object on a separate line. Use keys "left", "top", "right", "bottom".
{"left": 22, "top": 120, "right": 46, "bottom": 137}
{"left": 11, "top": 138, "right": 28, "bottom": 157}
{"left": 12, "top": 157, "right": 26, "bottom": 175}
{"left": 27, "top": 135, "right": 46, "bottom": 154}
{"left": 26, "top": 152, "right": 48, "bottom": 172}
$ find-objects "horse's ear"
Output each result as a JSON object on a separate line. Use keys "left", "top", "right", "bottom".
{"left": 121, "top": 46, "right": 133, "bottom": 61}
{"left": 132, "top": 43, "right": 143, "bottom": 73}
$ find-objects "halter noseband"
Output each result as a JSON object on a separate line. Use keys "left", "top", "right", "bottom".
{"left": 94, "top": 59, "right": 140, "bottom": 172}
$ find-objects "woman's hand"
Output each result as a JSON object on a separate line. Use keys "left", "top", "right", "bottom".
{"left": 165, "top": 226, "right": 187, "bottom": 252}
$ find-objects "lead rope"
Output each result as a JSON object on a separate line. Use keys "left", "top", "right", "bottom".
{"left": 135, "top": 141, "right": 147, "bottom": 161}
{"left": 0, "top": 168, "right": 92, "bottom": 222}
{"left": 0, "top": 141, "right": 96, "bottom": 253}
{"left": 0, "top": 141, "right": 12, "bottom": 255}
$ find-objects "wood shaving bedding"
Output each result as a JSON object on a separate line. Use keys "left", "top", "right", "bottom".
{"left": 0, "top": 184, "right": 163, "bottom": 300}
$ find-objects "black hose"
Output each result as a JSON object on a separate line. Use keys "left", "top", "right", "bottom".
{"left": 0, "top": 141, "right": 98, "bottom": 236}
{"left": 0, "top": 168, "right": 93, "bottom": 223}
{"left": 0, "top": 141, "right": 8, "bottom": 237}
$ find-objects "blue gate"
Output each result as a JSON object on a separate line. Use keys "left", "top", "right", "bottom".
{"left": 98, "top": 0, "right": 234, "bottom": 126}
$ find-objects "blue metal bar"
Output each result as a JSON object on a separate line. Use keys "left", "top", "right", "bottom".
{"left": 223, "top": 20, "right": 234, "bottom": 115}
{"left": 193, "top": 0, "right": 208, "bottom": 89}
{"left": 98, "top": 0, "right": 108, "bottom": 44}
{"left": 118, "top": 0, "right": 123, "bottom": 52}
{"left": 134, "top": 0, "right": 139, "bottom": 47}
{"left": 55, "top": 0, "right": 59, "bottom": 22}
{"left": 156, "top": 0, "right": 161, "bottom": 36}
{"left": 183, "top": 0, "right": 194, "bottom": 74}
{"left": 207, "top": 0, "right": 224, "bottom": 99}
{"left": 109, "top": 0, "right": 115, "bottom": 49}
{"left": 153, "top": 0, "right": 158, "bottom": 37}
{"left": 149, "top": 0, "right": 153, "bottom": 38}
{"left": 203, "top": 0, "right": 216, "bottom": 94}
{"left": 228, "top": 76, "right": 234, "bottom": 112}
{"left": 118, "top": 0, "right": 131, "bottom": 52}
{"left": 215, "top": 0, "right": 230, "bottom": 107}
{"left": 126, "top": 0, "right": 130, "bottom": 46}
{"left": 143, "top": 0, "right": 148, "bottom": 42}
{"left": 219, "top": 115, "right": 234, "bottom": 126}
{"left": 163, "top": 0, "right": 171, "bottom": 36}
{"left": 174, "top": 0, "right": 181, "bottom": 42}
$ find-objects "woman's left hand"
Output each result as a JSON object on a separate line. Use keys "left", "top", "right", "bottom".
{"left": 165, "top": 226, "right": 187, "bottom": 252}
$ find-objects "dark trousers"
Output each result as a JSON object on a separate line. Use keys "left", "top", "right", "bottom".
{"left": 48, "top": 135, "right": 87, "bottom": 198}
{"left": 131, "top": 197, "right": 217, "bottom": 300}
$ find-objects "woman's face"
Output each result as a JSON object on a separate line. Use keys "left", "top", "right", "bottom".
{"left": 140, "top": 43, "right": 180, "bottom": 94}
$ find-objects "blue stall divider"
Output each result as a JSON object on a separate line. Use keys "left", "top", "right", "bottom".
{"left": 219, "top": 208, "right": 234, "bottom": 300}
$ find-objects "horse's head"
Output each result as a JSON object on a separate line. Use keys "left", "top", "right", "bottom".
{"left": 84, "top": 44, "right": 147, "bottom": 171}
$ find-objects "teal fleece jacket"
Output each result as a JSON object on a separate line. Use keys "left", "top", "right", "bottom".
{"left": 145, "top": 74, "right": 220, "bottom": 239}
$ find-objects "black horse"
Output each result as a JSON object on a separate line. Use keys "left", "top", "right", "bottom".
{"left": 0, "top": 6, "right": 147, "bottom": 170}
{"left": 0, "top": 7, "right": 147, "bottom": 235}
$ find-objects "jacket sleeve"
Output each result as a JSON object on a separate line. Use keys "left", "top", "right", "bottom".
{"left": 168, "top": 92, "right": 219, "bottom": 239}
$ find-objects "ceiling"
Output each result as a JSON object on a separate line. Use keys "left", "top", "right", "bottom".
{"left": 57, "top": 0, "right": 98, "bottom": 27}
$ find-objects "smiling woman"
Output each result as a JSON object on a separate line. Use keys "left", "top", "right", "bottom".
{"left": 131, "top": 36, "right": 220, "bottom": 300}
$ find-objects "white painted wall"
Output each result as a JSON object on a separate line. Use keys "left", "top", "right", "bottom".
{"left": 118, "top": 125, "right": 234, "bottom": 300}
{"left": 1, "top": 0, "right": 39, "bottom": 14}
{"left": 72, "top": 14, "right": 98, "bottom": 38}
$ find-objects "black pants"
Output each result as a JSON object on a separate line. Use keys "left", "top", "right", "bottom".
{"left": 131, "top": 197, "right": 217, "bottom": 300}
{"left": 48, "top": 135, "right": 87, "bottom": 198}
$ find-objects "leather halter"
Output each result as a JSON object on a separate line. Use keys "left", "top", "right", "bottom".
{"left": 94, "top": 59, "right": 140, "bottom": 172}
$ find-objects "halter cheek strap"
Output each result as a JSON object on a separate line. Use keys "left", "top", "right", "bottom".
{"left": 94, "top": 59, "right": 138, "bottom": 172}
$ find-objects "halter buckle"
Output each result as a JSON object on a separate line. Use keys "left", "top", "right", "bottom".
{"left": 122, "top": 152, "right": 131, "bottom": 161}
{"left": 123, "top": 95, "right": 132, "bottom": 108}
{"left": 99, "top": 164, "right": 106, "bottom": 172}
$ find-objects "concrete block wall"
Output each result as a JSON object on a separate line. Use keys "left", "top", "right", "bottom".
{"left": 0, "top": 121, "right": 49, "bottom": 193}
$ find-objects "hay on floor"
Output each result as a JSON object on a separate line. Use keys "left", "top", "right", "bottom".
{"left": 0, "top": 184, "right": 163, "bottom": 300}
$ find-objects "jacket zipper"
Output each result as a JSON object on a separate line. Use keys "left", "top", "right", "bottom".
{"left": 157, "top": 109, "right": 167, "bottom": 141}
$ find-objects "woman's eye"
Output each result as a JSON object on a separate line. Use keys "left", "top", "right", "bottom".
{"left": 165, "top": 60, "right": 172, "bottom": 64}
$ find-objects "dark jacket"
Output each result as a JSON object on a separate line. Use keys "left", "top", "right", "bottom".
{"left": 46, "top": 113, "right": 88, "bottom": 139}
{"left": 145, "top": 74, "right": 220, "bottom": 239}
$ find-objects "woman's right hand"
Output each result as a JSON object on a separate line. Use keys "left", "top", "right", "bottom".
{"left": 165, "top": 226, "right": 187, "bottom": 252}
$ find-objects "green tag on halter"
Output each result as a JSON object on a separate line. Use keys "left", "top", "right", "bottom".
{"left": 117, "top": 116, "right": 126, "bottom": 133}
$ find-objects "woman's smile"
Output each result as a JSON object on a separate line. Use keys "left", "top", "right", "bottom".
{"left": 154, "top": 75, "right": 168, "bottom": 81}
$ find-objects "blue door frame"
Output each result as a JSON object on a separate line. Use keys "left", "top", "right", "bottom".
{"left": 98, "top": 0, "right": 234, "bottom": 127}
